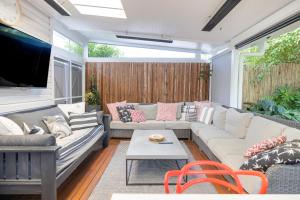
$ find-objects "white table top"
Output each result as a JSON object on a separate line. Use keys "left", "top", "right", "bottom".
{"left": 111, "top": 194, "right": 299, "bottom": 200}
{"left": 126, "top": 130, "right": 188, "bottom": 160}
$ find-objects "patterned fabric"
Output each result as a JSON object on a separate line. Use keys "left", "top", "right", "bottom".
{"left": 244, "top": 135, "right": 287, "bottom": 158}
{"left": 129, "top": 110, "right": 146, "bottom": 123}
{"left": 180, "top": 105, "right": 197, "bottom": 122}
{"left": 117, "top": 105, "right": 135, "bottom": 123}
{"left": 69, "top": 112, "right": 98, "bottom": 131}
{"left": 194, "top": 101, "right": 212, "bottom": 121}
{"left": 107, "top": 101, "right": 127, "bottom": 121}
{"left": 156, "top": 103, "right": 178, "bottom": 121}
{"left": 43, "top": 115, "right": 72, "bottom": 139}
{"left": 240, "top": 140, "right": 300, "bottom": 172}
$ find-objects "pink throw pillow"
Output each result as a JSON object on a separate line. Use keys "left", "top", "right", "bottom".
{"left": 194, "top": 101, "right": 212, "bottom": 121}
{"left": 107, "top": 101, "right": 127, "bottom": 121}
{"left": 156, "top": 103, "right": 178, "bottom": 121}
{"left": 130, "top": 110, "right": 146, "bottom": 123}
{"left": 244, "top": 135, "right": 287, "bottom": 158}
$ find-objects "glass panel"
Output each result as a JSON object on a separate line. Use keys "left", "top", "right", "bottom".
{"left": 72, "top": 97, "right": 83, "bottom": 103}
{"left": 72, "top": 66, "right": 82, "bottom": 97}
{"left": 53, "top": 31, "right": 69, "bottom": 51}
{"left": 69, "top": 40, "right": 83, "bottom": 56}
{"left": 54, "top": 60, "right": 68, "bottom": 98}
{"left": 88, "top": 42, "right": 196, "bottom": 58}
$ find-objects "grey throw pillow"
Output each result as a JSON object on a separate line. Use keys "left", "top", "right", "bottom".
{"left": 43, "top": 115, "right": 72, "bottom": 139}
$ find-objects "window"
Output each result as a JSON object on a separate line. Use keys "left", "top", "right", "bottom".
{"left": 54, "top": 57, "right": 83, "bottom": 104}
{"left": 53, "top": 31, "right": 83, "bottom": 56}
{"left": 88, "top": 42, "right": 196, "bottom": 58}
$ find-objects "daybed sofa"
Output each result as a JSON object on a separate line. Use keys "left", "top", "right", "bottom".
{"left": 0, "top": 105, "right": 110, "bottom": 200}
{"left": 108, "top": 102, "right": 300, "bottom": 194}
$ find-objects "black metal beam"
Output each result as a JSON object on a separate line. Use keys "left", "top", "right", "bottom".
{"left": 202, "top": 0, "right": 241, "bottom": 31}
{"left": 44, "top": 0, "right": 71, "bottom": 16}
{"left": 116, "top": 35, "right": 173, "bottom": 43}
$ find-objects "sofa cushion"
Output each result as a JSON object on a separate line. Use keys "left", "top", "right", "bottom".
{"left": 196, "top": 126, "right": 234, "bottom": 144}
{"left": 137, "top": 120, "right": 165, "bottom": 130}
{"left": 156, "top": 102, "right": 178, "bottom": 121}
{"left": 110, "top": 121, "right": 139, "bottom": 129}
{"left": 107, "top": 101, "right": 127, "bottom": 121}
{"left": 165, "top": 121, "right": 191, "bottom": 129}
{"left": 116, "top": 104, "right": 135, "bottom": 123}
{"left": 180, "top": 105, "right": 197, "bottom": 122}
{"left": 222, "top": 154, "right": 246, "bottom": 170}
{"left": 129, "top": 110, "right": 146, "bottom": 123}
{"left": 135, "top": 104, "right": 157, "bottom": 120}
{"left": 207, "top": 139, "right": 248, "bottom": 161}
{"left": 6, "top": 106, "right": 66, "bottom": 134}
{"left": 225, "top": 108, "right": 253, "bottom": 139}
{"left": 0, "top": 116, "right": 24, "bottom": 135}
{"left": 245, "top": 116, "right": 286, "bottom": 149}
{"left": 212, "top": 105, "right": 227, "bottom": 129}
{"left": 194, "top": 101, "right": 212, "bottom": 121}
{"left": 176, "top": 102, "right": 184, "bottom": 120}
{"left": 57, "top": 102, "right": 85, "bottom": 118}
{"left": 190, "top": 122, "right": 207, "bottom": 134}
{"left": 282, "top": 127, "right": 300, "bottom": 141}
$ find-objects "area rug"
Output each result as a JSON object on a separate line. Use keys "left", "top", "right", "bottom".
{"left": 88, "top": 141, "right": 217, "bottom": 200}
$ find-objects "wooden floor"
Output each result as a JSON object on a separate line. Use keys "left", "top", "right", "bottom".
{"left": 0, "top": 139, "right": 234, "bottom": 200}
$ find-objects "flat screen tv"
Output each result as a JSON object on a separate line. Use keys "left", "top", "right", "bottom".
{"left": 0, "top": 23, "right": 51, "bottom": 88}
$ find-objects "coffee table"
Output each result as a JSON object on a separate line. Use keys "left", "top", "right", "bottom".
{"left": 126, "top": 130, "right": 189, "bottom": 185}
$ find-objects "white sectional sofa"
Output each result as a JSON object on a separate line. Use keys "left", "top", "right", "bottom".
{"left": 108, "top": 102, "right": 300, "bottom": 193}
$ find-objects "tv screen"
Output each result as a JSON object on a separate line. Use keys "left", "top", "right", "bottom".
{"left": 0, "top": 23, "right": 51, "bottom": 88}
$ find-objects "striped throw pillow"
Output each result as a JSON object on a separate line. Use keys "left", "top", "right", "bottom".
{"left": 69, "top": 112, "right": 98, "bottom": 131}
{"left": 180, "top": 105, "right": 197, "bottom": 122}
{"left": 198, "top": 106, "right": 214, "bottom": 124}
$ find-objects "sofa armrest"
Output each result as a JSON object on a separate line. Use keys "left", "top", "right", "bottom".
{"left": 0, "top": 134, "right": 56, "bottom": 146}
{"left": 266, "top": 163, "right": 300, "bottom": 194}
{"left": 103, "top": 114, "right": 111, "bottom": 134}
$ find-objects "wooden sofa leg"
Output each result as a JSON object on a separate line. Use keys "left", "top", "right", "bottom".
{"left": 41, "top": 152, "right": 57, "bottom": 200}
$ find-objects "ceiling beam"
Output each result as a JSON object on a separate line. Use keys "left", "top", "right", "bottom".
{"left": 202, "top": 0, "right": 241, "bottom": 31}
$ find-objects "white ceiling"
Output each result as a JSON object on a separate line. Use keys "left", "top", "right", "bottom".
{"left": 53, "top": 0, "right": 294, "bottom": 53}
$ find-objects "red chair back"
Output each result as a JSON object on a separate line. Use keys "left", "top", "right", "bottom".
{"left": 164, "top": 160, "right": 268, "bottom": 194}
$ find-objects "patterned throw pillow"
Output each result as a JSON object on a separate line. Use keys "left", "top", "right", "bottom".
{"left": 107, "top": 101, "right": 127, "bottom": 121}
{"left": 244, "top": 135, "right": 287, "bottom": 158}
{"left": 194, "top": 101, "right": 212, "bottom": 121}
{"left": 117, "top": 105, "right": 135, "bottom": 123}
{"left": 129, "top": 110, "right": 146, "bottom": 123}
{"left": 43, "top": 115, "right": 72, "bottom": 139}
{"left": 69, "top": 112, "right": 98, "bottom": 131}
{"left": 240, "top": 140, "right": 300, "bottom": 172}
{"left": 156, "top": 103, "right": 178, "bottom": 121}
{"left": 180, "top": 105, "right": 197, "bottom": 122}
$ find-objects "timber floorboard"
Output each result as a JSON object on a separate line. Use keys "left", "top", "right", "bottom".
{"left": 0, "top": 139, "right": 234, "bottom": 200}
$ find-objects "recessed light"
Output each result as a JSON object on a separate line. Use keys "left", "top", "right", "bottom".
{"left": 74, "top": 5, "right": 127, "bottom": 19}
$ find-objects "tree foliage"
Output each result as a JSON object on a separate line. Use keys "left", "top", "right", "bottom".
{"left": 244, "top": 28, "right": 300, "bottom": 66}
{"left": 88, "top": 43, "right": 122, "bottom": 57}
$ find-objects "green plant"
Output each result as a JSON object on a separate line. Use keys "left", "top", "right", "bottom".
{"left": 85, "top": 74, "right": 100, "bottom": 106}
{"left": 246, "top": 86, "right": 300, "bottom": 122}
{"left": 88, "top": 43, "right": 122, "bottom": 57}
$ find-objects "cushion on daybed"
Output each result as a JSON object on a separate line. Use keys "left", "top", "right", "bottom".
{"left": 0, "top": 134, "right": 56, "bottom": 146}
{"left": 57, "top": 102, "right": 85, "bottom": 118}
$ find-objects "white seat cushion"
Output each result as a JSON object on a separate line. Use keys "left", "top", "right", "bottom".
{"left": 110, "top": 121, "right": 140, "bottom": 129}
{"left": 207, "top": 139, "right": 247, "bottom": 161}
{"left": 58, "top": 102, "right": 85, "bottom": 118}
{"left": 190, "top": 122, "right": 208, "bottom": 133}
{"left": 282, "top": 127, "right": 300, "bottom": 141}
{"left": 196, "top": 126, "right": 235, "bottom": 144}
{"left": 212, "top": 105, "right": 227, "bottom": 129}
{"left": 165, "top": 121, "right": 191, "bottom": 129}
{"left": 137, "top": 120, "right": 165, "bottom": 129}
{"left": 225, "top": 108, "right": 253, "bottom": 139}
{"left": 245, "top": 116, "right": 287, "bottom": 148}
{"left": 222, "top": 155, "right": 246, "bottom": 170}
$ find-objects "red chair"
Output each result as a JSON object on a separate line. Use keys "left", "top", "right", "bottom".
{"left": 164, "top": 160, "right": 268, "bottom": 194}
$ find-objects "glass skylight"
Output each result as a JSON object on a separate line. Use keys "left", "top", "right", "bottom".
{"left": 70, "top": 0, "right": 126, "bottom": 18}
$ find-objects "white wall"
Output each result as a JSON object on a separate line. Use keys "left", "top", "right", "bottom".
{"left": 211, "top": 51, "right": 232, "bottom": 106}
{"left": 0, "top": 0, "right": 54, "bottom": 114}
{"left": 0, "top": 0, "right": 87, "bottom": 114}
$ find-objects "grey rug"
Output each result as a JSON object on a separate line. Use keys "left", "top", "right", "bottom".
{"left": 89, "top": 141, "right": 217, "bottom": 200}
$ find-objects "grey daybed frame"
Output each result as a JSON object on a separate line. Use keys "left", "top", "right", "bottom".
{"left": 0, "top": 106, "right": 111, "bottom": 200}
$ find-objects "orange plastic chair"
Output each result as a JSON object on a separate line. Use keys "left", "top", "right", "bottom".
{"left": 164, "top": 160, "right": 268, "bottom": 194}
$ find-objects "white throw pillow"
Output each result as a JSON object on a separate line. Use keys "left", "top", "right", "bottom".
{"left": 58, "top": 102, "right": 85, "bottom": 118}
{"left": 198, "top": 106, "right": 214, "bottom": 124}
{"left": 0, "top": 116, "right": 24, "bottom": 135}
{"left": 225, "top": 108, "right": 253, "bottom": 138}
{"left": 212, "top": 105, "right": 227, "bottom": 129}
